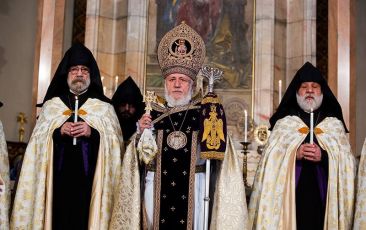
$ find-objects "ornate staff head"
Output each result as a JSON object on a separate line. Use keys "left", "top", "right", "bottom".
{"left": 200, "top": 65, "right": 223, "bottom": 93}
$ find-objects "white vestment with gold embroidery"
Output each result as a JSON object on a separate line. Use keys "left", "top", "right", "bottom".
{"left": 10, "top": 97, "right": 122, "bottom": 230}
{"left": 0, "top": 120, "right": 10, "bottom": 229}
{"left": 249, "top": 116, "right": 356, "bottom": 230}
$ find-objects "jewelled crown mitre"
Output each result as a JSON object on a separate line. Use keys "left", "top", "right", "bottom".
{"left": 157, "top": 22, "right": 206, "bottom": 80}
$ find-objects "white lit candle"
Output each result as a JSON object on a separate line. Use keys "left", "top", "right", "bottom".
{"left": 244, "top": 109, "right": 248, "bottom": 142}
{"left": 279, "top": 80, "right": 282, "bottom": 104}
{"left": 73, "top": 95, "right": 79, "bottom": 145}
{"left": 103, "top": 86, "right": 107, "bottom": 94}
{"left": 115, "top": 75, "right": 119, "bottom": 92}
{"left": 310, "top": 108, "right": 314, "bottom": 144}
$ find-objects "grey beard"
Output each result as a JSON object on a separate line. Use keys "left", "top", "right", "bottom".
{"left": 296, "top": 93, "right": 323, "bottom": 113}
{"left": 68, "top": 78, "right": 90, "bottom": 95}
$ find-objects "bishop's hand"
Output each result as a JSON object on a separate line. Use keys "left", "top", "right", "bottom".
{"left": 138, "top": 114, "right": 152, "bottom": 134}
{"left": 296, "top": 143, "right": 322, "bottom": 162}
{"left": 61, "top": 121, "right": 91, "bottom": 138}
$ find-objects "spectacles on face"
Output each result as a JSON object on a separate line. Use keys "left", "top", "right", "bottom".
{"left": 69, "top": 66, "right": 90, "bottom": 75}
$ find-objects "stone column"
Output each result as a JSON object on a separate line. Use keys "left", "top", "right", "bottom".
{"left": 85, "top": 0, "right": 147, "bottom": 97}
{"left": 253, "top": 0, "right": 275, "bottom": 124}
{"left": 85, "top": 0, "right": 127, "bottom": 98}
{"left": 124, "top": 0, "right": 148, "bottom": 90}
{"left": 285, "top": 0, "right": 316, "bottom": 86}
{"left": 328, "top": 0, "right": 352, "bottom": 136}
{"left": 32, "top": 0, "right": 65, "bottom": 122}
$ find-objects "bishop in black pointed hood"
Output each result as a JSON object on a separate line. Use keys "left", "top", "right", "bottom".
{"left": 41, "top": 43, "right": 110, "bottom": 105}
{"left": 112, "top": 76, "right": 144, "bottom": 141}
{"left": 269, "top": 62, "right": 348, "bottom": 132}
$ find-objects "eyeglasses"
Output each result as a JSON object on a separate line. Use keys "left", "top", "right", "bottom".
{"left": 69, "top": 66, "right": 90, "bottom": 75}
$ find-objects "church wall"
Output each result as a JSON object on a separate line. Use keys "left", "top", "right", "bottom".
{"left": 0, "top": 0, "right": 37, "bottom": 142}
{"left": 274, "top": 0, "right": 287, "bottom": 109}
{"left": 63, "top": 0, "right": 75, "bottom": 52}
{"left": 356, "top": 0, "right": 366, "bottom": 155}
{"left": 285, "top": 0, "right": 316, "bottom": 85}
{"left": 85, "top": 0, "right": 128, "bottom": 98}
{"left": 85, "top": 0, "right": 147, "bottom": 98}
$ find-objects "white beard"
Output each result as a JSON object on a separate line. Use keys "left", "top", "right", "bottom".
{"left": 164, "top": 84, "right": 193, "bottom": 107}
{"left": 296, "top": 93, "right": 323, "bottom": 112}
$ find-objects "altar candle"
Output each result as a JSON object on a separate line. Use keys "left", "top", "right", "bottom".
{"left": 115, "top": 75, "right": 119, "bottom": 92}
{"left": 244, "top": 109, "right": 248, "bottom": 142}
{"left": 103, "top": 86, "right": 107, "bottom": 94}
{"left": 73, "top": 95, "right": 79, "bottom": 145}
{"left": 279, "top": 80, "right": 282, "bottom": 104}
{"left": 310, "top": 108, "right": 314, "bottom": 144}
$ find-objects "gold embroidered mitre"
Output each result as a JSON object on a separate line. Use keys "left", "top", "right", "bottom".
{"left": 157, "top": 22, "right": 206, "bottom": 80}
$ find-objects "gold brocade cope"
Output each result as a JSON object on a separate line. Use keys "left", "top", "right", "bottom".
{"left": 109, "top": 136, "right": 141, "bottom": 230}
{"left": 210, "top": 136, "right": 249, "bottom": 229}
{"left": 200, "top": 93, "right": 227, "bottom": 160}
{"left": 249, "top": 116, "right": 356, "bottom": 229}
{"left": 354, "top": 138, "right": 366, "bottom": 229}
{"left": 10, "top": 97, "right": 122, "bottom": 230}
{"left": 0, "top": 120, "right": 10, "bottom": 229}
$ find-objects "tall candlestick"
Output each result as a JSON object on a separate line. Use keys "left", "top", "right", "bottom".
{"left": 310, "top": 108, "right": 314, "bottom": 144}
{"left": 73, "top": 95, "right": 79, "bottom": 145}
{"left": 278, "top": 80, "right": 282, "bottom": 104}
{"left": 114, "top": 75, "right": 119, "bottom": 92}
{"left": 244, "top": 109, "right": 248, "bottom": 142}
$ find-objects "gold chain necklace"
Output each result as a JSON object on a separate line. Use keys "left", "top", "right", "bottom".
{"left": 166, "top": 105, "right": 190, "bottom": 150}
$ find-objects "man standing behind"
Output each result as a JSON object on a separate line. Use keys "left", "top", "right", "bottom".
{"left": 11, "top": 43, "right": 122, "bottom": 229}
{"left": 249, "top": 62, "right": 356, "bottom": 229}
{"left": 112, "top": 76, "right": 144, "bottom": 144}
{"left": 0, "top": 101, "right": 10, "bottom": 229}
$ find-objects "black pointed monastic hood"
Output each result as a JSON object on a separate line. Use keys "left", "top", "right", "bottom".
{"left": 269, "top": 62, "right": 348, "bottom": 132}
{"left": 112, "top": 76, "right": 144, "bottom": 117}
{"left": 112, "top": 76, "right": 144, "bottom": 141}
{"left": 41, "top": 43, "right": 110, "bottom": 104}
{"left": 0, "top": 101, "right": 3, "bottom": 107}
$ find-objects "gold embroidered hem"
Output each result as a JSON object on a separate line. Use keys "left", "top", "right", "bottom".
{"left": 201, "top": 151, "right": 224, "bottom": 160}
{"left": 146, "top": 163, "right": 206, "bottom": 173}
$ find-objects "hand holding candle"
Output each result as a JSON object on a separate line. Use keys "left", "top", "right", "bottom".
{"left": 310, "top": 108, "right": 314, "bottom": 144}
{"left": 244, "top": 109, "right": 248, "bottom": 142}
